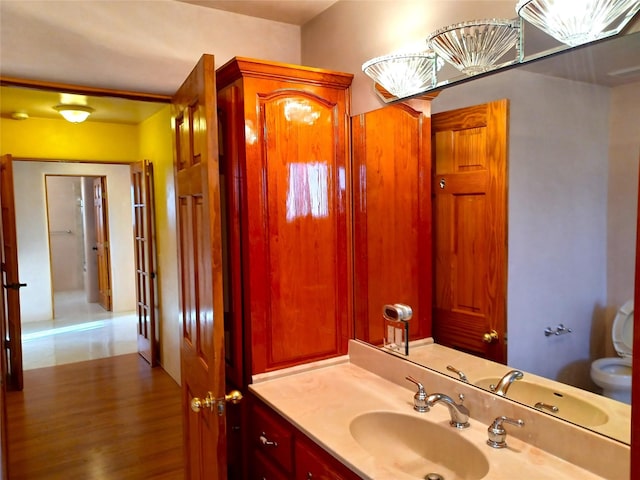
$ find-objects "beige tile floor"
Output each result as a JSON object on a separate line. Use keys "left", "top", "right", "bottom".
{"left": 21, "top": 290, "right": 138, "bottom": 370}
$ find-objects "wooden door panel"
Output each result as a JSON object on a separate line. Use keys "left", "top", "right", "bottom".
{"left": 352, "top": 102, "right": 432, "bottom": 346}
{"left": 131, "top": 160, "right": 158, "bottom": 366}
{"left": 0, "top": 155, "right": 10, "bottom": 476}
{"left": 0, "top": 154, "right": 23, "bottom": 392}
{"left": 173, "top": 54, "right": 226, "bottom": 480}
{"left": 261, "top": 92, "right": 342, "bottom": 364}
{"left": 432, "top": 100, "right": 508, "bottom": 363}
{"left": 241, "top": 79, "right": 352, "bottom": 374}
{"left": 93, "top": 177, "right": 112, "bottom": 311}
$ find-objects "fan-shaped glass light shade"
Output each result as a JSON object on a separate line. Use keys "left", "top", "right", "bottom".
{"left": 427, "top": 19, "right": 521, "bottom": 76}
{"left": 362, "top": 51, "right": 443, "bottom": 98}
{"left": 516, "top": 0, "right": 640, "bottom": 47}
{"left": 54, "top": 104, "right": 94, "bottom": 123}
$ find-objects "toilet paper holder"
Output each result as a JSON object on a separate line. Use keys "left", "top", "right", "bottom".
{"left": 544, "top": 324, "right": 572, "bottom": 337}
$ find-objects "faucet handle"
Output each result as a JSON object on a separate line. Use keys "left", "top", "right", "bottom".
{"left": 405, "top": 376, "right": 429, "bottom": 412}
{"left": 487, "top": 416, "right": 524, "bottom": 449}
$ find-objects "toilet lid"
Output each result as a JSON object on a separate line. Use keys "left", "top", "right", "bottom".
{"left": 612, "top": 299, "right": 634, "bottom": 358}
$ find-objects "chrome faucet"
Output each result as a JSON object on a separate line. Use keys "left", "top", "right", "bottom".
{"left": 490, "top": 370, "right": 524, "bottom": 396}
{"left": 487, "top": 416, "right": 524, "bottom": 448}
{"left": 405, "top": 376, "right": 429, "bottom": 412}
{"left": 446, "top": 365, "right": 468, "bottom": 382}
{"left": 426, "top": 393, "right": 470, "bottom": 428}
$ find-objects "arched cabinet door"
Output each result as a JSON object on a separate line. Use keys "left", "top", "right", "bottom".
{"left": 216, "top": 58, "right": 353, "bottom": 381}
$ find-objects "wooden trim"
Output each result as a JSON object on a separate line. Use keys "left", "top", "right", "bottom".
{"left": 0, "top": 76, "right": 171, "bottom": 103}
{"left": 216, "top": 57, "right": 354, "bottom": 91}
{"left": 11, "top": 157, "right": 134, "bottom": 165}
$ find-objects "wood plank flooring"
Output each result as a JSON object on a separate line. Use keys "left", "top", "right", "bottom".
{"left": 6, "top": 353, "right": 184, "bottom": 479}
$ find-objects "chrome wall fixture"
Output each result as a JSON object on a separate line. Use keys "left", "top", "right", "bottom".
{"left": 362, "top": 0, "right": 640, "bottom": 101}
{"left": 544, "top": 324, "right": 572, "bottom": 337}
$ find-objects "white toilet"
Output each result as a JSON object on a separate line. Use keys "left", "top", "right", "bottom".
{"left": 590, "top": 299, "right": 633, "bottom": 404}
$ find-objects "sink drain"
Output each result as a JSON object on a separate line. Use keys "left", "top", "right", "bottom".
{"left": 425, "top": 474, "right": 444, "bottom": 480}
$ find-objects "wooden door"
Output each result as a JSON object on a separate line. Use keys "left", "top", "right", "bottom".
{"left": 0, "top": 156, "right": 10, "bottom": 478}
{"left": 0, "top": 154, "right": 24, "bottom": 391}
{"left": 352, "top": 100, "right": 433, "bottom": 346}
{"left": 432, "top": 99, "right": 509, "bottom": 364}
{"left": 173, "top": 55, "right": 227, "bottom": 480}
{"left": 131, "top": 160, "right": 159, "bottom": 366}
{"left": 93, "top": 177, "right": 112, "bottom": 311}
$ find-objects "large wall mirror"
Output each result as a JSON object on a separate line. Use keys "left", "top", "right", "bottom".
{"left": 354, "top": 29, "right": 640, "bottom": 446}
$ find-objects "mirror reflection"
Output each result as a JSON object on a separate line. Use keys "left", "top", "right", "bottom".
{"left": 354, "top": 30, "right": 640, "bottom": 445}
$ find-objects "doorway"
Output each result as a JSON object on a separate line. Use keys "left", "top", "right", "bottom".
{"left": 45, "top": 175, "right": 103, "bottom": 316}
{"left": 15, "top": 162, "right": 138, "bottom": 371}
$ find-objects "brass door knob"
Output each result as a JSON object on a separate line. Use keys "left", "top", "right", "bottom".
{"left": 225, "top": 390, "right": 243, "bottom": 404}
{"left": 191, "top": 392, "right": 214, "bottom": 413}
{"left": 482, "top": 330, "right": 499, "bottom": 344}
{"left": 191, "top": 390, "right": 243, "bottom": 414}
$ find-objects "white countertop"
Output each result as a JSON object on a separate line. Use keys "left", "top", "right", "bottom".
{"left": 250, "top": 341, "right": 624, "bottom": 480}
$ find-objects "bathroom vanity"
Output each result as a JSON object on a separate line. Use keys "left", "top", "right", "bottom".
{"left": 250, "top": 341, "right": 629, "bottom": 479}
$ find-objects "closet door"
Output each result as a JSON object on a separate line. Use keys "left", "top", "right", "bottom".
{"left": 247, "top": 81, "right": 352, "bottom": 374}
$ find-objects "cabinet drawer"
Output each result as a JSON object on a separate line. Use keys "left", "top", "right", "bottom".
{"left": 252, "top": 402, "right": 294, "bottom": 474}
{"left": 295, "top": 436, "right": 360, "bottom": 480}
{"left": 252, "top": 450, "right": 289, "bottom": 480}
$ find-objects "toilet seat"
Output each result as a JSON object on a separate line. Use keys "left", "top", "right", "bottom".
{"left": 612, "top": 299, "right": 633, "bottom": 358}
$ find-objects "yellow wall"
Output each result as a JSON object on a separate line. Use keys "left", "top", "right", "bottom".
{"left": 1, "top": 116, "right": 138, "bottom": 162}
{"left": 138, "top": 106, "right": 181, "bottom": 383}
{"left": 1, "top": 110, "right": 181, "bottom": 384}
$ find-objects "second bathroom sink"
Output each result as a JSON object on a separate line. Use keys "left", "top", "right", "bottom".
{"left": 474, "top": 377, "right": 609, "bottom": 426}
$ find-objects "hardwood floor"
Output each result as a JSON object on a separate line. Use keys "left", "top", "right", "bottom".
{"left": 6, "top": 354, "right": 184, "bottom": 479}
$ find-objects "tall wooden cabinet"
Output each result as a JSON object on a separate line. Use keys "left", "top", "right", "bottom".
{"left": 351, "top": 100, "right": 433, "bottom": 347}
{"left": 216, "top": 58, "right": 354, "bottom": 388}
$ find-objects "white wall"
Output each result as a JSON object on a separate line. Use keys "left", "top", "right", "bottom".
{"left": 14, "top": 162, "right": 136, "bottom": 322}
{"left": 302, "top": 1, "right": 517, "bottom": 115}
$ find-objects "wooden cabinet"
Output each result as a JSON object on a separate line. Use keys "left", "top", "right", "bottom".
{"left": 250, "top": 396, "right": 360, "bottom": 480}
{"left": 216, "top": 58, "right": 354, "bottom": 387}
{"left": 351, "top": 101, "right": 433, "bottom": 346}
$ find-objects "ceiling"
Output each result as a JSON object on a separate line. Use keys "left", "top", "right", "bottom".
{"left": 1, "top": 3, "right": 639, "bottom": 125}
{"left": 0, "top": 0, "right": 338, "bottom": 125}
{"left": 0, "top": 86, "right": 168, "bottom": 125}
{"left": 176, "top": 0, "right": 339, "bottom": 25}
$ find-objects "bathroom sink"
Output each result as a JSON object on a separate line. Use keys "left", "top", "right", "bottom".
{"left": 474, "top": 377, "right": 609, "bottom": 426}
{"left": 349, "top": 411, "right": 489, "bottom": 480}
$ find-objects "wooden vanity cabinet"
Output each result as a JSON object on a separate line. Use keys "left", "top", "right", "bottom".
{"left": 216, "top": 57, "right": 354, "bottom": 387}
{"left": 250, "top": 396, "right": 360, "bottom": 480}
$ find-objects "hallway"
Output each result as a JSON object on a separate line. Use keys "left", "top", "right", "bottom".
{"left": 6, "top": 354, "right": 184, "bottom": 479}
{"left": 21, "top": 290, "right": 138, "bottom": 370}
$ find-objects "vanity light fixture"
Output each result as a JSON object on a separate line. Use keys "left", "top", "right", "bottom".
{"left": 53, "top": 104, "right": 94, "bottom": 123}
{"left": 361, "top": 51, "right": 443, "bottom": 98}
{"left": 516, "top": 0, "right": 640, "bottom": 47}
{"left": 426, "top": 18, "right": 521, "bottom": 76}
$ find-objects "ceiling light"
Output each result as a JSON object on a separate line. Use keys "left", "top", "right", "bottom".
{"left": 10, "top": 111, "right": 29, "bottom": 121}
{"left": 427, "top": 19, "right": 521, "bottom": 76}
{"left": 53, "top": 104, "right": 94, "bottom": 123}
{"left": 362, "top": 51, "right": 443, "bottom": 98}
{"left": 516, "top": 0, "right": 640, "bottom": 47}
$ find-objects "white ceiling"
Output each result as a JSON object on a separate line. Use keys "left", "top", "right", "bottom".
{"left": 177, "top": 0, "right": 338, "bottom": 25}
{"left": 1, "top": 2, "right": 639, "bottom": 125}
{"left": 1, "top": 0, "right": 337, "bottom": 125}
